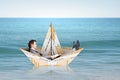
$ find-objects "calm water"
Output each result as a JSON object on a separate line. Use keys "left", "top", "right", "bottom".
{"left": 0, "top": 18, "right": 120, "bottom": 80}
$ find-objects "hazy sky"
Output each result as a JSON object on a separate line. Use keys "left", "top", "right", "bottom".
{"left": 0, "top": 0, "right": 120, "bottom": 18}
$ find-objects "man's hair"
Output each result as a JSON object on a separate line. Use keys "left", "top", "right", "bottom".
{"left": 28, "top": 40, "right": 36, "bottom": 49}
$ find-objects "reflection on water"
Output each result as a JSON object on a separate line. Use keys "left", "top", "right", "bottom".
{"left": 0, "top": 66, "right": 76, "bottom": 80}
{"left": 32, "top": 66, "right": 73, "bottom": 75}
{"left": 26, "top": 66, "right": 75, "bottom": 80}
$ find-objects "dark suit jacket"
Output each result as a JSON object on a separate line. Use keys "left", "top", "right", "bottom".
{"left": 30, "top": 48, "right": 42, "bottom": 56}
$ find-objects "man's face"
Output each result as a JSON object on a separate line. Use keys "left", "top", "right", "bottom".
{"left": 31, "top": 42, "right": 37, "bottom": 49}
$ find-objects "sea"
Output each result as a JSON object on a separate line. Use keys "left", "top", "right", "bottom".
{"left": 0, "top": 18, "right": 120, "bottom": 80}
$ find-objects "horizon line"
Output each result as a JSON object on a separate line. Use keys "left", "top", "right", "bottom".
{"left": 0, "top": 17, "right": 120, "bottom": 18}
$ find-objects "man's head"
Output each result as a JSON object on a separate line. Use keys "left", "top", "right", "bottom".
{"left": 28, "top": 40, "right": 37, "bottom": 49}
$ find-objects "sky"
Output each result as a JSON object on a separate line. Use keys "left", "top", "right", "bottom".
{"left": 0, "top": 0, "right": 120, "bottom": 18}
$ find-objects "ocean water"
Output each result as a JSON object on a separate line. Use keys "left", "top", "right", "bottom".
{"left": 0, "top": 18, "right": 120, "bottom": 80}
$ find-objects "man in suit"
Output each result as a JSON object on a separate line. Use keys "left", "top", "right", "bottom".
{"left": 28, "top": 40, "right": 59, "bottom": 59}
{"left": 28, "top": 40, "right": 42, "bottom": 56}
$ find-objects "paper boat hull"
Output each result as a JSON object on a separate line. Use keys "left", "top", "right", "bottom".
{"left": 20, "top": 48, "right": 83, "bottom": 66}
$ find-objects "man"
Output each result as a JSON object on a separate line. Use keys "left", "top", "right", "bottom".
{"left": 28, "top": 40, "right": 42, "bottom": 56}
{"left": 28, "top": 40, "right": 59, "bottom": 59}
